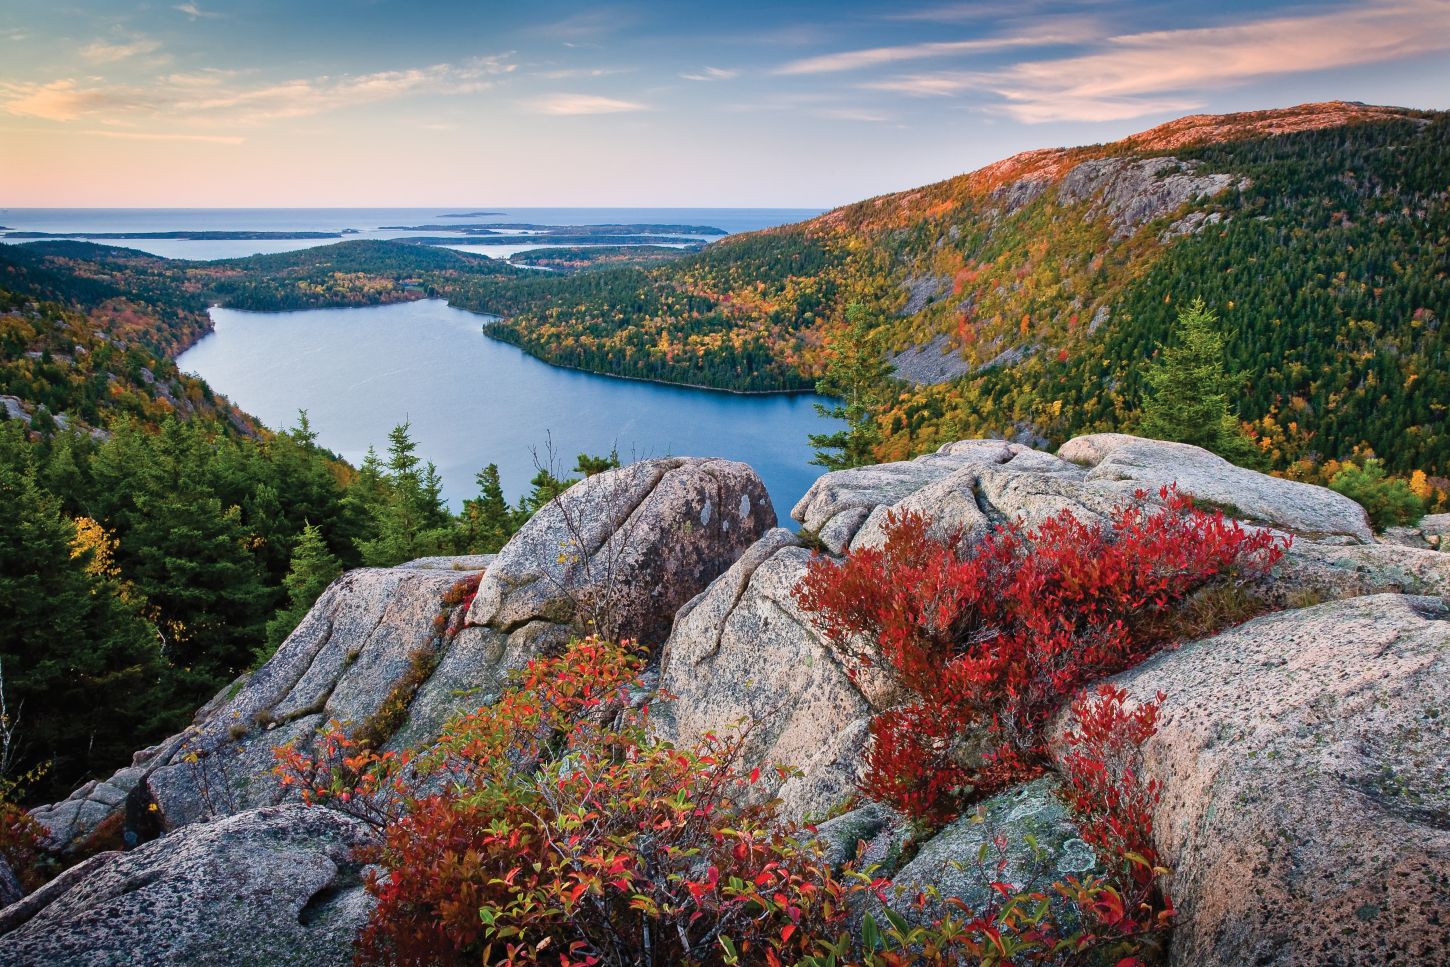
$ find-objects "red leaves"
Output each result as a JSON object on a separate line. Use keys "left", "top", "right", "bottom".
{"left": 795, "top": 487, "right": 1283, "bottom": 824}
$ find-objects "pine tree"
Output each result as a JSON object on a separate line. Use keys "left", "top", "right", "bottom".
{"left": 0, "top": 459, "right": 174, "bottom": 798}
{"left": 457, "top": 463, "right": 516, "bottom": 553}
{"left": 1138, "top": 298, "right": 1262, "bottom": 467}
{"left": 357, "top": 422, "right": 453, "bottom": 566}
{"left": 260, "top": 522, "right": 342, "bottom": 662}
{"left": 809, "top": 303, "right": 891, "bottom": 470}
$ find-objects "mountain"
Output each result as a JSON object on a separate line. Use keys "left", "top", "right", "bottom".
{"left": 477, "top": 102, "right": 1449, "bottom": 479}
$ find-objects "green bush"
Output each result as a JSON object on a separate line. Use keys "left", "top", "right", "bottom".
{"left": 1329, "top": 458, "right": 1426, "bottom": 530}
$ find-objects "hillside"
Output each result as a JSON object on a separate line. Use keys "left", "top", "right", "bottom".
{"left": 478, "top": 102, "right": 1450, "bottom": 479}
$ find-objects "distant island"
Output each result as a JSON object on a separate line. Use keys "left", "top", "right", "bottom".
{"left": 380, "top": 222, "right": 727, "bottom": 235}
{"left": 398, "top": 234, "right": 705, "bottom": 246}
{"left": 509, "top": 245, "right": 702, "bottom": 271}
{"left": 436, "top": 211, "right": 506, "bottom": 218}
{"left": 1, "top": 230, "right": 356, "bottom": 240}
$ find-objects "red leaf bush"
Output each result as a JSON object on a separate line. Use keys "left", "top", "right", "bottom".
{"left": 277, "top": 638, "right": 878, "bottom": 966}
{"left": 793, "top": 487, "right": 1284, "bottom": 824}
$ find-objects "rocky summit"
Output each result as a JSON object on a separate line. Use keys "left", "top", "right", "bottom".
{"left": 6, "top": 436, "right": 1449, "bottom": 966}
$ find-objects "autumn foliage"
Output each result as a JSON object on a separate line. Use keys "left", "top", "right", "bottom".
{"left": 793, "top": 487, "right": 1284, "bottom": 824}
{"left": 276, "top": 638, "right": 878, "bottom": 966}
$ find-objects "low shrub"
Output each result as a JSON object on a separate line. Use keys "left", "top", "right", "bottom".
{"left": 793, "top": 487, "right": 1283, "bottom": 825}
{"left": 1328, "top": 457, "right": 1426, "bottom": 529}
{"left": 277, "top": 638, "right": 1177, "bottom": 966}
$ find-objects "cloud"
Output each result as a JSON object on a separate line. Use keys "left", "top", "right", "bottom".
{"left": 535, "top": 66, "right": 629, "bottom": 79}
{"left": 867, "top": 0, "right": 1450, "bottom": 122}
{"left": 80, "top": 36, "right": 162, "bottom": 64}
{"left": 526, "top": 93, "right": 648, "bottom": 115}
{"left": 819, "top": 108, "right": 889, "bottom": 122}
{"left": 173, "top": 2, "right": 223, "bottom": 18}
{"left": 0, "top": 56, "right": 516, "bottom": 125}
{"left": 775, "top": 29, "right": 1079, "bottom": 75}
{"left": 680, "top": 66, "right": 737, "bottom": 81}
{"left": 0, "top": 80, "right": 145, "bottom": 121}
{"left": 82, "top": 129, "right": 244, "bottom": 144}
{"left": 884, "top": 2, "right": 1040, "bottom": 24}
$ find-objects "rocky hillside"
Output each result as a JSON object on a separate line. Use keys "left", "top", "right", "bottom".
{"left": 3, "top": 435, "right": 1446, "bottom": 965}
{"left": 477, "top": 102, "right": 1450, "bottom": 479}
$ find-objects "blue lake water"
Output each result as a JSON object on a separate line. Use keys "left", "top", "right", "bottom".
{"left": 0, "top": 207, "right": 821, "bottom": 260}
{"left": 177, "top": 300, "right": 834, "bottom": 521}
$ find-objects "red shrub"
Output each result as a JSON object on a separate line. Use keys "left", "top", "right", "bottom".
{"left": 276, "top": 638, "right": 874, "bottom": 966}
{"left": 794, "top": 487, "right": 1283, "bottom": 822}
{"left": 1061, "top": 686, "right": 1164, "bottom": 885}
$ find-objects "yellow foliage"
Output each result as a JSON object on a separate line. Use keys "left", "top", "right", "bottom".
{"left": 70, "top": 517, "right": 121, "bottom": 582}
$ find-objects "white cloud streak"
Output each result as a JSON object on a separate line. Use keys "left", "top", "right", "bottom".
{"left": 525, "top": 93, "right": 648, "bottom": 115}
{"left": 0, "top": 56, "right": 515, "bottom": 124}
{"left": 775, "top": 30, "right": 1079, "bottom": 75}
{"left": 866, "top": 0, "right": 1450, "bottom": 122}
{"left": 173, "top": 3, "right": 223, "bottom": 19}
{"left": 80, "top": 36, "right": 162, "bottom": 64}
{"left": 680, "top": 66, "right": 737, "bottom": 81}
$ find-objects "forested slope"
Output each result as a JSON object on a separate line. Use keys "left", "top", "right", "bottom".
{"left": 477, "top": 102, "right": 1450, "bottom": 479}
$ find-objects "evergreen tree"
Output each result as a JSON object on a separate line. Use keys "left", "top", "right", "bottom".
{"left": 1138, "top": 298, "right": 1262, "bottom": 467}
{"left": 1329, "top": 458, "right": 1426, "bottom": 530}
{"left": 574, "top": 449, "right": 621, "bottom": 477}
{"left": 519, "top": 467, "right": 573, "bottom": 517}
{"left": 809, "top": 303, "right": 891, "bottom": 471}
{"left": 357, "top": 422, "right": 453, "bottom": 566}
{"left": 260, "top": 522, "right": 342, "bottom": 662}
{"left": 0, "top": 459, "right": 173, "bottom": 799}
{"left": 457, "top": 463, "right": 516, "bottom": 553}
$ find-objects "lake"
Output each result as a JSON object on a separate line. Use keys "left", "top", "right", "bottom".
{"left": 177, "top": 300, "right": 836, "bottom": 521}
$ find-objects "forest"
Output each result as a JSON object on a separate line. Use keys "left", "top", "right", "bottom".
{"left": 0, "top": 250, "right": 613, "bottom": 803}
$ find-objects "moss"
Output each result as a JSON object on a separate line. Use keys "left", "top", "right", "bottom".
{"left": 353, "top": 645, "right": 439, "bottom": 750}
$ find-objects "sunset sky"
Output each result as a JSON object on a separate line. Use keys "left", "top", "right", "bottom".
{"left": 3, "top": 0, "right": 1448, "bottom": 207}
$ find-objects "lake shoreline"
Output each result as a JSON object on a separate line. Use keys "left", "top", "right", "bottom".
{"left": 196, "top": 296, "right": 824, "bottom": 400}
{"left": 178, "top": 300, "right": 834, "bottom": 515}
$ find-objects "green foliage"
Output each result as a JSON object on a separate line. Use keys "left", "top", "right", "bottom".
{"left": 1138, "top": 298, "right": 1261, "bottom": 466}
{"left": 355, "top": 422, "right": 454, "bottom": 567}
{"left": 260, "top": 522, "right": 343, "bottom": 662}
{"left": 516, "top": 449, "right": 621, "bottom": 518}
{"left": 1329, "top": 458, "right": 1426, "bottom": 530}
{"left": 0, "top": 431, "right": 173, "bottom": 800}
{"left": 810, "top": 303, "right": 891, "bottom": 470}
{"left": 456, "top": 463, "right": 516, "bottom": 554}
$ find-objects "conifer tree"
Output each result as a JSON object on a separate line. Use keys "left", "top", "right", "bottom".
{"left": 260, "top": 522, "right": 342, "bottom": 661}
{"left": 0, "top": 459, "right": 171, "bottom": 797}
{"left": 457, "top": 463, "right": 516, "bottom": 553}
{"left": 357, "top": 422, "right": 453, "bottom": 566}
{"left": 809, "top": 303, "right": 890, "bottom": 471}
{"left": 1139, "top": 298, "right": 1261, "bottom": 467}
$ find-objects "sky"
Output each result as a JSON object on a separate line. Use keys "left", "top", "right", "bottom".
{"left": 2, "top": 0, "right": 1448, "bottom": 208}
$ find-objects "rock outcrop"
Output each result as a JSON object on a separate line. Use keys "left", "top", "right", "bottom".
{"left": 1058, "top": 433, "right": 1374, "bottom": 541}
{"left": 1055, "top": 157, "right": 1240, "bottom": 240}
{"left": 466, "top": 456, "right": 774, "bottom": 644}
{"left": 1048, "top": 594, "right": 1450, "bottom": 966}
{"left": 659, "top": 434, "right": 1448, "bottom": 829}
{"left": 0, "top": 805, "right": 376, "bottom": 967}
{"left": 32, "top": 458, "right": 776, "bottom": 855}
{"left": 12, "top": 436, "right": 1448, "bottom": 966}
{"left": 33, "top": 562, "right": 501, "bottom": 850}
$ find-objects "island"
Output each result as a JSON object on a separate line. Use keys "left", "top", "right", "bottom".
{"left": 0, "top": 230, "right": 354, "bottom": 240}
{"left": 436, "top": 211, "right": 506, "bottom": 218}
{"left": 379, "top": 222, "right": 727, "bottom": 236}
